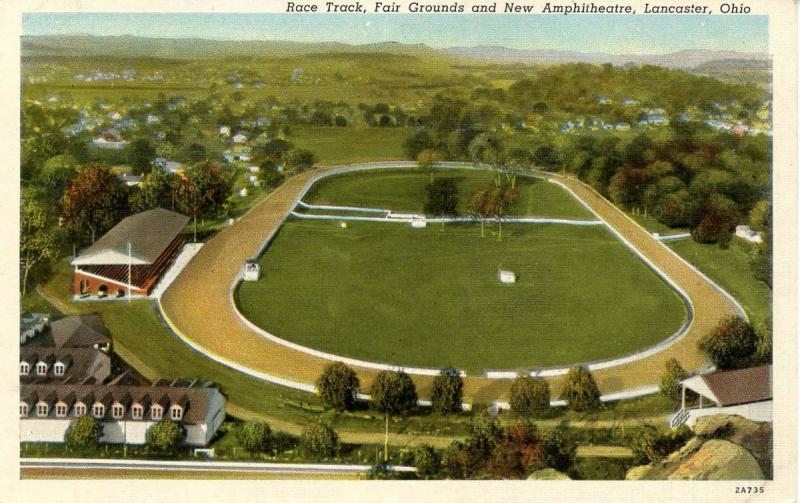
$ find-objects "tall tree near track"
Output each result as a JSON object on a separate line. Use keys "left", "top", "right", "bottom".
{"left": 430, "top": 368, "right": 464, "bottom": 415}
{"left": 485, "top": 181, "right": 519, "bottom": 242}
{"left": 559, "top": 365, "right": 602, "bottom": 411}
{"left": 174, "top": 160, "right": 233, "bottom": 242}
{"left": 60, "top": 164, "right": 127, "bottom": 244}
{"left": 468, "top": 187, "right": 492, "bottom": 238}
{"left": 316, "top": 361, "right": 360, "bottom": 412}
{"left": 21, "top": 189, "right": 64, "bottom": 297}
{"left": 371, "top": 370, "right": 418, "bottom": 462}
{"left": 416, "top": 148, "right": 442, "bottom": 182}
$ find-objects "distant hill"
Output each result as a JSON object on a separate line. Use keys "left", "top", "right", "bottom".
{"left": 693, "top": 58, "right": 772, "bottom": 73}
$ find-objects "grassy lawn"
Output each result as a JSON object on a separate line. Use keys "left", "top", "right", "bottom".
{"left": 303, "top": 168, "right": 593, "bottom": 219}
{"left": 237, "top": 219, "right": 687, "bottom": 373}
{"left": 290, "top": 126, "right": 411, "bottom": 164}
{"left": 667, "top": 238, "right": 771, "bottom": 325}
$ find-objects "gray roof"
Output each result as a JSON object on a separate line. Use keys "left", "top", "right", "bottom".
{"left": 20, "top": 346, "right": 111, "bottom": 384}
{"left": 43, "top": 314, "right": 110, "bottom": 349}
{"left": 72, "top": 208, "right": 189, "bottom": 265}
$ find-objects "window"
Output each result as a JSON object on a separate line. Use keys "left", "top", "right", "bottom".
{"left": 112, "top": 404, "right": 124, "bottom": 419}
{"left": 131, "top": 405, "right": 143, "bottom": 420}
{"left": 170, "top": 406, "right": 183, "bottom": 421}
{"left": 74, "top": 403, "right": 86, "bottom": 417}
{"left": 151, "top": 405, "right": 162, "bottom": 420}
{"left": 19, "top": 403, "right": 28, "bottom": 417}
{"left": 92, "top": 404, "right": 105, "bottom": 418}
{"left": 54, "top": 363, "right": 65, "bottom": 376}
{"left": 36, "top": 362, "right": 47, "bottom": 376}
{"left": 55, "top": 404, "right": 67, "bottom": 417}
{"left": 36, "top": 403, "right": 49, "bottom": 417}
{"left": 19, "top": 362, "right": 29, "bottom": 376}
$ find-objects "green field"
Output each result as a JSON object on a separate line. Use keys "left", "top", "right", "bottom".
{"left": 304, "top": 168, "right": 593, "bottom": 218}
{"left": 290, "top": 126, "right": 411, "bottom": 165}
{"left": 237, "top": 218, "right": 687, "bottom": 373}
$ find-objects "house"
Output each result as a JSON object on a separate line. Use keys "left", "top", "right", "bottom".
{"left": 597, "top": 95, "right": 612, "bottom": 105}
{"left": 19, "top": 379, "right": 225, "bottom": 446}
{"left": 20, "top": 347, "right": 111, "bottom": 384}
{"left": 71, "top": 208, "right": 190, "bottom": 298}
{"left": 219, "top": 126, "right": 231, "bottom": 137}
{"left": 41, "top": 314, "right": 112, "bottom": 350}
{"left": 497, "top": 270, "right": 516, "bottom": 284}
{"left": 91, "top": 129, "right": 127, "bottom": 150}
{"left": 153, "top": 158, "right": 183, "bottom": 175}
{"left": 232, "top": 133, "right": 248, "bottom": 143}
{"left": 107, "top": 111, "right": 122, "bottom": 121}
{"left": 146, "top": 114, "right": 160, "bottom": 125}
{"left": 20, "top": 313, "right": 50, "bottom": 344}
{"left": 671, "top": 365, "right": 772, "bottom": 428}
{"left": 735, "top": 225, "right": 763, "bottom": 243}
{"left": 117, "top": 173, "right": 142, "bottom": 187}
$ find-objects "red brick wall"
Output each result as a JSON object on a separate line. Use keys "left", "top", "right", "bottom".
{"left": 71, "top": 270, "right": 146, "bottom": 297}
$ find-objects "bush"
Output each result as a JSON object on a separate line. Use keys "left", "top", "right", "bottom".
{"left": 146, "top": 419, "right": 184, "bottom": 452}
{"left": 754, "top": 318, "right": 772, "bottom": 364}
{"left": 572, "top": 457, "right": 631, "bottom": 480}
{"left": 370, "top": 370, "right": 418, "bottom": 416}
{"left": 413, "top": 444, "right": 441, "bottom": 479}
{"left": 559, "top": 365, "right": 602, "bottom": 411}
{"left": 300, "top": 422, "right": 338, "bottom": 459}
{"left": 630, "top": 425, "right": 692, "bottom": 464}
{"left": 698, "top": 316, "right": 758, "bottom": 370}
{"left": 236, "top": 421, "right": 272, "bottom": 454}
{"left": 441, "top": 441, "right": 473, "bottom": 479}
{"left": 316, "top": 361, "right": 360, "bottom": 412}
{"left": 659, "top": 358, "right": 687, "bottom": 402}
{"left": 430, "top": 369, "right": 463, "bottom": 415}
{"left": 509, "top": 374, "right": 550, "bottom": 415}
{"left": 540, "top": 429, "right": 577, "bottom": 472}
{"left": 64, "top": 416, "right": 102, "bottom": 451}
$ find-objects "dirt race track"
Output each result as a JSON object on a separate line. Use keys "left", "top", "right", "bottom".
{"left": 160, "top": 164, "right": 741, "bottom": 403}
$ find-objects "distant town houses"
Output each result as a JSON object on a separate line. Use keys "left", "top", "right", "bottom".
{"left": 91, "top": 129, "right": 127, "bottom": 149}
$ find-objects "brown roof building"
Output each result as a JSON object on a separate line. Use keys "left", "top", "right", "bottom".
{"left": 28, "top": 313, "right": 111, "bottom": 350}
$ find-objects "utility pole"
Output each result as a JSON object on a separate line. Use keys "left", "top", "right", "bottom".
{"left": 384, "top": 414, "right": 389, "bottom": 463}
{"left": 127, "top": 240, "right": 132, "bottom": 304}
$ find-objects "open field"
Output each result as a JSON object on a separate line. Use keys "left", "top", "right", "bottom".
{"left": 236, "top": 219, "right": 687, "bottom": 372}
{"left": 303, "top": 168, "right": 593, "bottom": 218}
{"left": 291, "top": 126, "right": 411, "bottom": 165}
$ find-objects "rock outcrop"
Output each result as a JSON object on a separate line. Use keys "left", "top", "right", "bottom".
{"left": 528, "top": 468, "right": 571, "bottom": 480}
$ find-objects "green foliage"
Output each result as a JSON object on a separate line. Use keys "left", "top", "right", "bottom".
{"left": 430, "top": 369, "right": 463, "bottom": 415}
{"left": 630, "top": 425, "right": 692, "bottom": 465}
{"left": 64, "top": 416, "right": 102, "bottom": 451}
{"left": 509, "top": 374, "right": 550, "bottom": 416}
{"left": 128, "top": 138, "right": 156, "bottom": 175}
{"left": 691, "top": 193, "right": 739, "bottom": 246}
{"left": 235, "top": 421, "right": 272, "bottom": 453}
{"left": 263, "top": 139, "right": 294, "bottom": 162}
{"left": 60, "top": 164, "right": 128, "bottom": 244}
{"left": 532, "top": 144, "right": 560, "bottom": 170}
{"left": 698, "top": 316, "right": 758, "bottom": 370}
{"left": 370, "top": 370, "right": 418, "bottom": 416}
{"left": 754, "top": 317, "right": 772, "bottom": 364}
{"left": 146, "top": 419, "right": 184, "bottom": 452}
{"left": 300, "top": 422, "right": 338, "bottom": 459}
{"left": 540, "top": 429, "right": 577, "bottom": 473}
{"left": 441, "top": 441, "right": 473, "bottom": 479}
{"left": 659, "top": 358, "right": 687, "bottom": 402}
{"left": 37, "top": 154, "right": 80, "bottom": 199}
{"left": 413, "top": 444, "right": 441, "bottom": 479}
{"left": 316, "top": 361, "right": 360, "bottom": 412}
{"left": 188, "top": 143, "right": 206, "bottom": 163}
{"left": 572, "top": 457, "right": 631, "bottom": 480}
{"left": 559, "top": 365, "right": 602, "bottom": 411}
{"left": 285, "top": 149, "right": 317, "bottom": 171}
{"left": 404, "top": 129, "right": 436, "bottom": 159}
{"left": 486, "top": 421, "right": 543, "bottom": 479}
{"left": 129, "top": 169, "right": 176, "bottom": 212}
{"left": 21, "top": 189, "right": 65, "bottom": 296}
{"left": 423, "top": 178, "right": 459, "bottom": 216}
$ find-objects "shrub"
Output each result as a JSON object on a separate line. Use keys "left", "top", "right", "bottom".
{"left": 413, "top": 444, "right": 441, "bottom": 479}
{"left": 509, "top": 374, "right": 550, "bottom": 416}
{"left": 236, "top": 421, "right": 272, "bottom": 454}
{"left": 300, "top": 422, "right": 338, "bottom": 459}
{"left": 754, "top": 317, "right": 772, "bottom": 364}
{"left": 441, "top": 441, "right": 473, "bottom": 479}
{"left": 64, "top": 416, "right": 102, "bottom": 451}
{"left": 146, "top": 419, "right": 184, "bottom": 452}
{"left": 559, "top": 365, "right": 602, "bottom": 411}
{"left": 486, "top": 421, "right": 543, "bottom": 479}
{"left": 698, "top": 316, "right": 758, "bottom": 370}
{"left": 659, "top": 358, "right": 687, "bottom": 402}
{"left": 630, "top": 425, "right": 692, "bottom": 465}
{"left": 430, "top": 369, "right": 463, "bottom": 415}
{"left": 316, "top": 361, "right": 360, "bottom": 412}
{"left": 540, "top": 429, "right": 577, "bottom": 472}
{"left": 370, "top": 370, "right": 418, "bottom": 416}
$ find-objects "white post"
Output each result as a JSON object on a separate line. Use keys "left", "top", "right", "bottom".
{"left": 699, "top": 395, "right": 703, "bottom": 409}
{"left": 681, "top": 384, "right": 686, "bottom": 409}
{"left": 127, "top": 240, "right": 132, "bottom": 304}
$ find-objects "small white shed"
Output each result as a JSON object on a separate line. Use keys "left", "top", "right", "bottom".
{"left": 497, "top": 269, "right": 516, "bottom": 284}
{"left": 243, "top": 261, "right": 261, "bottom": 281}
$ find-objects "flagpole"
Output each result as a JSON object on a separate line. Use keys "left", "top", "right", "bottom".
{"left": 127, "top": 240, "right": 132, "bottom": 305}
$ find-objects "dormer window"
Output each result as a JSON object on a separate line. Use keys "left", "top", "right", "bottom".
{"left": 55, "top": 403, "right": 68, "bottom": 417}
{"left": 131, "top": 405, "right": 143, "bottom": 420}
{"left": 92, "top": 403, "right": 105, "bottom": 418}
{"left": 54, "top": 363, "right": 65, "bottom": 376}
{"left": 170, "top": 405, "right": 183, "bottom": 421}
{"left": 151, "top": 405, "right": 163, "bottom": 420}
{"left": 112, "top": 404, "right": 125, "bottom": 419}
{"left": 74, "top": 403, "right": 86, "bottom": 417}
{"left": 19, "top": 403, "right": 29, "bottom": 417}
{"left": 36, "top": 362, "right": 48, "bottom": 376}
{"left": 36, "top": 402, "right": 49, "bottom": 417}
{"left": 19, "top": 362, "right": 30, "bottom": 376}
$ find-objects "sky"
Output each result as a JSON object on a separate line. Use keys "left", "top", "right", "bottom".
{"left": 22, "top": 12, "right": 768, "bottom": 55}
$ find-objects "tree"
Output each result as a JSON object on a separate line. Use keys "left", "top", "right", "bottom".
{"left": 698, "top": 316, "right": 758, "bottom": 370}
{"left": 146, "top": 419, "right": 183, "bottom": 452}
{"left": 371, "top": 370, "right": 418, "bottom": 462}
{"left": 755, "top": 318, "right": 772, "bottom": 364}
{"left": 188, "top": 143, "right": 206, "bottom": 163}
{"left": 691, "top": 193, "right": 739, "bottom": 246}
{"left": 468, "top": 187, "right": 492, "bottom": 238}
{"left": 559, "top": 365, "right": 602, "bottom": 411}
{"left": 334, "top": 115, "right": 348, "bottom": 127}
{"left": 60, "top": 164, "right": 127, "bottom": 243}
{"left": 509, "top": 374, "right": 550, "bottom": 416}
{"left": 404, "top": 129, "right": 436, "bottom": 159}
{"left": 532, "top": 144, "right": 560, "bottom": 171}
{"left": 128, "top": 139, "right": 156, "bottom": 175}
{"left": 285, "top": 149, "right": 317, "bottom": 172}
{"left": 174, "top": 161, "right": 233, "bottom": 241}
{"left": 263, "top": 139, "right": 294, "bottom": 162}
{"left": 64, "top": 415, "right": 102, "bottom": 451}
{"left": 486, "top": 421, "right": 542, "bottom": 479}
{"left": 630, "top": 425, "right": 691, "bottom": 464}
{"left": 441, "top": 441, "right": 472, "bottom": 479}
{"left": 416, "top": 149, "right": 442, "bottom": 181}
{"left": 468, "top": 132, "right": 504, "bottom": 169}
{"left": 300, "top": 422, "right": 338, "bottom": 459}
{"left": 485, "top": 182, "right": 519, "bottom": 241}
{"left": 129, "top": 169, "right": 176, "bottom": 212}
{"left": 413, "top": 444, "right": 441, "bottom": 479}
{"left": 540, "top": 429, "right": 577, "bottom": 472}
{"left": 659, "top": 358, "right": 687, "bottom": 402}
{"left": 236, "top": 421, "right": 272, "bottom": 454}
{"left": 424, "top": 178, "right": 459, "bottom": 217}
{"left": 316, "top": 361, "right": 360, "bottom": 412}
{"left": 38, "top": 154, "right": 80, "bottom": 199}
{"left": 21, "top": 189, "right": 64, "bottom": 297}
{"left": 430, "top": 369, "right": 463, "bottom": 415}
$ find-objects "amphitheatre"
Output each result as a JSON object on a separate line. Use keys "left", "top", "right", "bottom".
{"left": 159, "top": 162, "right": 744, "bottom": 404}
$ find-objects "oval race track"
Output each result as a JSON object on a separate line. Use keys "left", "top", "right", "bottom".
{"left": 159, "top": 162, "right": 742, "bottom": 402}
